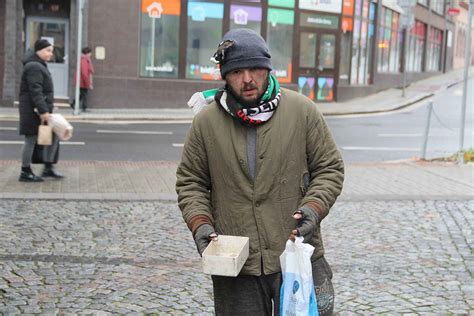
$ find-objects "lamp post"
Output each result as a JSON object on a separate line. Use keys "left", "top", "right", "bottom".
{"left": 458, "top": 0, "right": 473, "bottom": 164}
{"left": 74, "top": 0, "right": 84, "bottom": 116}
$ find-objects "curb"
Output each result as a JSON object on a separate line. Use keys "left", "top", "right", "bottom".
{"left": 0, "top": 74, "right": 469, "bottom": 121}
{"left": 0, "top": 93, "right": 434, "bottom": 121}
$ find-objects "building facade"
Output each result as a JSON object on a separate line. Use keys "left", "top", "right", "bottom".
{"left": 0, "top": 0, "right": 470, "bottom": 108}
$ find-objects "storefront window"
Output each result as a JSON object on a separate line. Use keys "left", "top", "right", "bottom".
{"left": 426, "top": 27, "right": 442, "bottom": 71}
{"left": 350, "top": 19, "right": 361, "bottom": 84}
{"left": 339, "top": 31, "right": 351, "bottom": 83}
{"left": 230, "top": 4, "right": 262, "bottom": 33}
{"left": 139, "top": 0, "right": 181, "bottom": 78}
{"left": 350, "top": 0, "right": 374, "bottom": 85}
{"left": 389, "top": 12, "right": 400, "bottom": 72}
{"left": 267, "top": 8, "right": 294, "bottom": 83}
{"left": 406, "top": 21, "right": 425, "bottom": 72}
{"left": 377, "top": 7, "right": 401, "bottom": 73}
{"left": 319, "top": 34, "right": 336, "bottom": 69}
{"left": 186, "top": 1, "right": 224, "bottom": 80}
{"left": 300, "top": 32, "right": 317, "bottom": 68}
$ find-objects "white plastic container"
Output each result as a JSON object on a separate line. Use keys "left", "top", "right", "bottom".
{"left": 202, "top": 235, "right": 250, "bottom": 277}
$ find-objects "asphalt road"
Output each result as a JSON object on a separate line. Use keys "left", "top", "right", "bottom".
{"left": 0, "top": 79, "right": 471, "bottom": 163}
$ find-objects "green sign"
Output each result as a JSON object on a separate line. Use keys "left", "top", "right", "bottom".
{"left": 268, "top": 0, "right": 295, "bottom": 8}
{"left": 300, "top": 13, "right": 339, "bottom": 29}
{"left": 268, "top": 8, "right": 295, "bottom": 26}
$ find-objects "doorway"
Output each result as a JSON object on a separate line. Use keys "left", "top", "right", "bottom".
{"left": 298, "top": 30, "right": 338, "bottom": 102}
{"left": 25, "top": 17, "right": 69, "bottom": 98}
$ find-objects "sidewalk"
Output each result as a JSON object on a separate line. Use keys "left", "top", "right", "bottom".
{"left": 1, "top": 160, "right": 472, "bottom": 201}
{"left": 0, "top": 67, "right": 471, "bottom": 121}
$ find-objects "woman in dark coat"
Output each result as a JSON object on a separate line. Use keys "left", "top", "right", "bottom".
{"left": 18, "top": 39, "right": 63, "bottom": 182}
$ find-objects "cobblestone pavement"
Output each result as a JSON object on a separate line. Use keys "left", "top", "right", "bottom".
{"left": 0, "top": 198, "right": 472, "bottom": 314}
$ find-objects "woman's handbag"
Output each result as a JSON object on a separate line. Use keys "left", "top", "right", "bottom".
{"left": 37, "top": 122, "right": 53, "bottom": 145}
{"left": 32, "top": 143, "right": 59, "bottom": 164}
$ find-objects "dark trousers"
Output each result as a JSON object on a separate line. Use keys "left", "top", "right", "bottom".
{"left": 71, "top": 88, "right": 89, "bottom": 110}
{"left": 212, "top": 256, "right": 334, "bottom": 316}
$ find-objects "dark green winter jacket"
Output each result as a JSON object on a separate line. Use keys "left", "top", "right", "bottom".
{"left": 176, "top": 88, "right": 344, "bottom": 276}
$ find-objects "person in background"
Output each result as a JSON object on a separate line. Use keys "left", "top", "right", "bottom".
{"left": 18, "top": 39, "right": 63, "bottom": 182}
{"left": 71, "top": 46, "right": 94, "bottom": 112}
{"left": 176, "top": 28, "right": 344, "bottom": 315}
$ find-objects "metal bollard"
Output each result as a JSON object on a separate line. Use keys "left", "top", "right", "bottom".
{"left": 421, "top": 101, "right": 433, "bottom": 160}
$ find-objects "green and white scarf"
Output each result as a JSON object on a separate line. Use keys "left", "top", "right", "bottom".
{"left": 187, "top": 74, "right": 281, "bottom": 126}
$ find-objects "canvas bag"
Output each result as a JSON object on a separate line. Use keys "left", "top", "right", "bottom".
{"left": 48, "top": 113, "right": 73, "bottom": 141}
{"left": 37, "top": 122, "right": 52, "bottom": 145}
{"left": 280, "top": 237, "right": 318, "bottom": 316}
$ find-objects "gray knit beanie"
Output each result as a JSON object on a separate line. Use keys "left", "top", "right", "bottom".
{"left": 211, "top": 28, "right": 272, "bottom": 78}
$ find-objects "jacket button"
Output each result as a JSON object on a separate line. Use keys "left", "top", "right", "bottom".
{"left": 259, "top": 155, "right": 264, "bottom": 159}
{"left": 255, "top": 202, "right": 260, "bottom": 207}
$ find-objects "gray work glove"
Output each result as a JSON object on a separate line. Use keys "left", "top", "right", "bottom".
{"left": 194, "top": 224, "right": 218, "bottom": 256}
{"left": 292, "top": 206, "right": 320, "bottom": 243}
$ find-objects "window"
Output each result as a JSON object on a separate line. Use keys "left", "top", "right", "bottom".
{"left": 350, "top": 0, "right": 375, "bottom": 85}
{"left": 426, "top": 27, "right": 442, "bottom": 71}
{"left": 430, "top": 0, "right": 444, "bottom": 15}
{"left": 139, "top": 0, "right": 181, "bottom": 78}
{"left": 186, "top": 1, "right": 224, "bottom": 80}
{"left": 377, "top": 7, "right": 401, "bottom": 73}
{"left": 230, "top": 4, "right": 262, "bottom": 34}
{"left": 406, "top": 21, "right": 426, "bottom": 72}
{"left": 267, "top": 8, "right": 294, "bottom": 83}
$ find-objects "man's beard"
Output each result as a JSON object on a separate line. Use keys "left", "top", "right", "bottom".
{"left": 227, "top": 76, "right": 269, "bottom": 108}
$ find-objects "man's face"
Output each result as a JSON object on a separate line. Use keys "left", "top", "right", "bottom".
{"left": 225, "top": 68, "right": 269, "bottom": 106}
{"left": 36, "top": 46, "right": 54, "bottom": 62}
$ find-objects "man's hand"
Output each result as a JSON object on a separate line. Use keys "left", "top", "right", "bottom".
{"left": 289, "top": 206, "right": 320, "bottom": 243}
{"left": 40, "top": 112, "right": 50, "bottom": 123}
{"left": 194, "top": 223, "right": 218, "bottom": 256}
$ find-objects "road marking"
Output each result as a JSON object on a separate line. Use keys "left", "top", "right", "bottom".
{"left": 0, "top": 127, "right": 17, "bottom": 131}
{"left": 342, "top": 146, "right": 420, "bottom": 151}
{"left": 0, "top": 141, "right": 85, "bottom": 145}
{"left": 377, "top": 133, "right": 422, "bottom": 137}
{"left": 172, "top": 143, "right": 184, "bottom": 147}
{"left": 96, "top": 129, "right": 173, "bottom": 135}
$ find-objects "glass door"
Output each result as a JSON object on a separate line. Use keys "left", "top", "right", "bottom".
{"left": 298, "top": 30, "right": 337, "bottom": 102}
{"left": 25, "top": 17, "right": 69, "bottom": 98}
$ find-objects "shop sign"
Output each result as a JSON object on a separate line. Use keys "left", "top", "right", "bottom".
{"left": 341, "top": 16, "right": 353, "bottom": 32}
{"left": 269, "top": 0, "right": 295, "bottom": 8}
{"left": 299, "top": 0, "right": 343, "bottom": 14}
{"left": 146, "top": 61, "right": 175, "bottom": 73}
{"left": 188, "top": 1, "right": 224, "bottom": 21}
{"left": 231, "top": 5, "right": 262, "bottom": 25}
{"left": 142, "top": 0, "right": 180, "bottom": 16}
{"left": 268, "top": 8, "right": 295, "bottom": 26}
{"left": 342, "top": 0, "right": 354, "bottom": 16}
{"left": 300, "top": 12, "right": 339, "bottom": 29}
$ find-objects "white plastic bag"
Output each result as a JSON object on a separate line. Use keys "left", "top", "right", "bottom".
{"left": 280, "top": 237, "right": 318, "bottom": 316}
{"left": 48, "top": 113, "right": 73, "bottom": 141}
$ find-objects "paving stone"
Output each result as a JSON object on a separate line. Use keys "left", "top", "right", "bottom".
{"left": 1, "top": 198, "right": 473, "bottom": 313}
